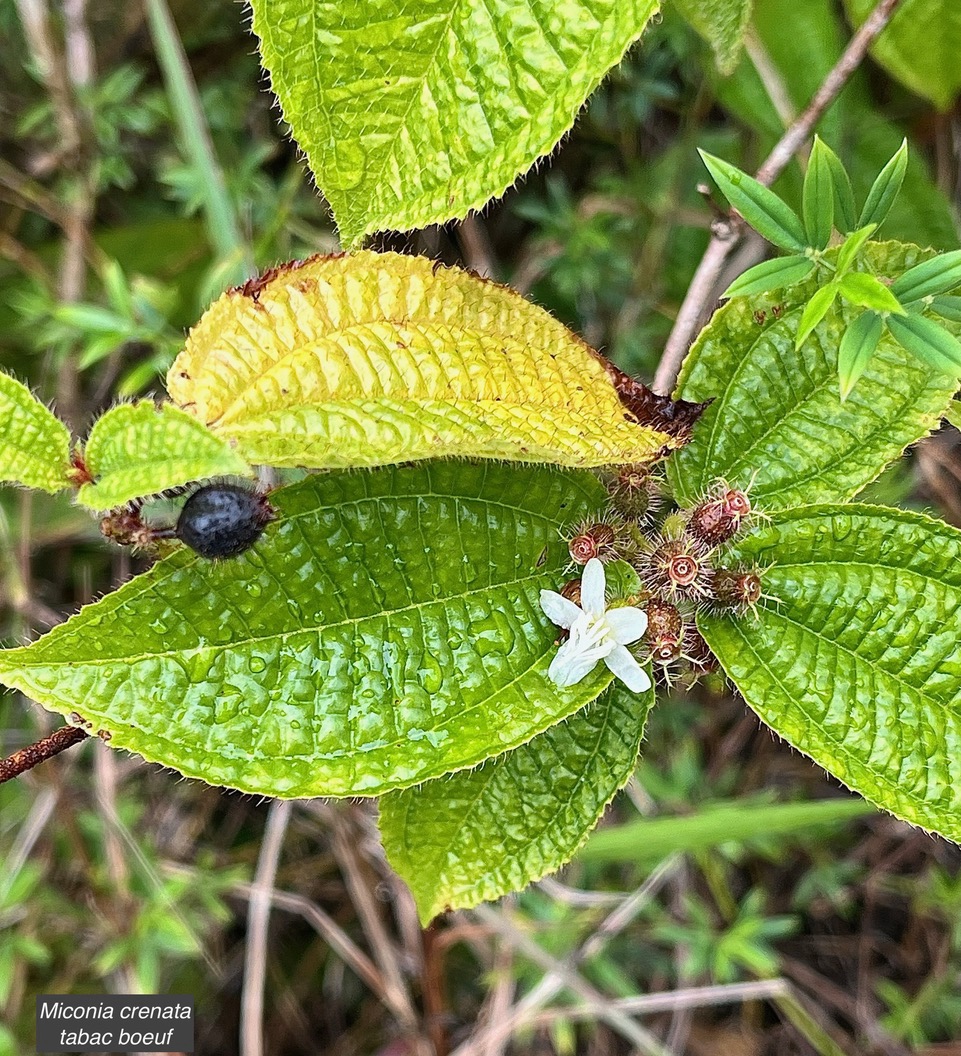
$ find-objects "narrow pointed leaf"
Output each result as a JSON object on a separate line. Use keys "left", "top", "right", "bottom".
{"left": 380, "top": 680, "right": 653, "bottom": 923}
{"left": 891, "top": 250, "right": 961, "bottom": 302}
{"left": 930, "top": 295, "right": 961, "bottom": 323}
{"left": 669, "top": 242, "right": 961, "bottom": 510}
{"left": 698, "top": 505, "right": 961, "bottom": 842}
{"left": 672, "top": 0, "right": 753, "bottom": 75}
{"left": 887, "top": 312, "right": 961, "bottom": 377}
{"left": 802, "top": 137, "right": 835, "bottom": 249}
{"left": 837, "top": 311, "right": 883, "bottom": 401}
{"left": 0, "top": 464, "right": 613, "bottom": 798}
{"left": 579, "top": 797, "right": 873, "bottom": 865}
{"left": 835, "top": 224, "right": 877, "bottom": 275}
{"left": 0, "top": 373, "right": 71, "bottom": 494}
{"left": 835, "top": 272, "right": 904, "bottom": 314}
{"left": 167, "top": 252, "right": 677, "bottom": 470}
{"left": 250, "top": 0, "right": 660, "bottom": 247}
{"left": 699, "top": 150, "right": 808, "bottom": 251}
{"left": 77, "top": 402, "right": 253, "bottom": 511}
{"left": 858, "top": 139, "right": 908, "bottom": 230}
{"left": 722, "top": 255, "right": 815, "bottom": 299}
{"left": 819, "top": 140, "right": 857, "bottom": 233}
{"left": 794, "top": 284, "right": 838, "bottom": 350}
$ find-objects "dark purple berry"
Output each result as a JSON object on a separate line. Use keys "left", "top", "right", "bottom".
{"left": 176, "top": 483, "right": 274, "bottom": 559}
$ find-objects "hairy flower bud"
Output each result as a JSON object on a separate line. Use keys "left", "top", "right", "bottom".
{"left": 606, "top": 465, "right": 662, "bottom": 520}
{"left": 710, "top": 567, "right": 763, "bottom": 612}
{"left": 688, "top": 483, "right": 753, "bottom": 549}
{"left": 644, "top": 599, "right": 684, "bottom": 664}
{"left": 642, "top": 534, "right": 710, "bottom": 600}
{"left": 559, "top": 578, "right": 582, "bottom": 607}
{"left": 568, "top": 522, "right": 617, "bottom": 565}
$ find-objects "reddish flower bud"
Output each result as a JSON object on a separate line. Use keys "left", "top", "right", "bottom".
{"left": 689, "top": 484, "right": 753, "bottom": 549}
{"left": 568, "top": 522, "right": 617, "bottom": 565}
{"left": 644, "top": 599, "right": 684, "bottom": 665}
{"left": 710, "top": 567, "right": 763, "bottom": 611}
{"left": 643, "top": 535, "right": 710, "bottom": 600}
{"left": 605, "top": 466, "right": 662, "bottom": 520}
{"left": 559, "top": 578, "right": 582, "bottom": 607}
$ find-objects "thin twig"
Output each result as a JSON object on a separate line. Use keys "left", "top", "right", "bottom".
{"left": 654, "top": 0, "right": 906, "bottom": 395}
{"left": 0, "top": 725, "right": 88, "bottom": 785}
{"left": 468, "top": 903, "right": 675, "bottom": 1056}
{"left": 526, "top": 978, "right": 791, "bottom": 1025}
{"left": 453, "top": 858, "right": 679, "bottom": 1056}
{"left": 323, "top": 805, "right": 420, "bottom": 1032}
{"left": 227, "top": 882, "right": 403, "bottom": 1017}
{"left": 241, "top": 799, "right": 293, "bottom": 1056}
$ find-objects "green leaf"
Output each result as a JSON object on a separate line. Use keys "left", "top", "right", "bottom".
{"left": 699, "top": 150, "right": 808, "bottom": 251}
{"left": 668, "top": 242, "right": 961, "bottom": 511}
{"left": 167, "top": 252, "right": 678, "bottom": 470}
{"left": 843, "top": 0, "right": 961, "bottom": 112}
{"left": 579, "top": 796, "right": 873, "bottom": 865}
{"left": 0, "top": 372, "right": 71, "bottom": 494}
{"left": 858, "top": 139, "right": 908, "bottom": 231}
{"left": 699, "top": 505, "right": 961, "bottom": 842}
{"left": 802, "top": 137, "right": 834, "bottom": 250}
{"left": 835, "top": 224, "right": 877, "bottom": 275}
{"left": 794, "top": 283, "right": 838, "bottom": 350}
{"left": 0, "top": 464, "right": 613, "bottom": 798}
{"left": 672, "top": 0, "right": 753, "bottom": 75}
{"left": 891, "top": 250, "right": 961, "bottom": 303}
{"left": 76, "top": 402, "right": 253, "bottom": 511}
{"left": 722, "top": 255, "right": 815, "bottom": 299}
{"left": 944, "top": 399, "right": 961, "bottom": 430}
{"left": 818, "top": 139, "right": 857, "bottom": 234}
{"left": 887, "top": 312, "right": 961, "bottom": 377}
{"left": 835, "top": 272, "right": 904, "bottom": 315}
{"left": 930, "top": 295, "right": 961, "bottom": 323}
{"left": 380, "top": 680, "right": 653, "bottom": 923}
{"left": 837, "top": 310, "right": 883, "bottom": 401}
{"left": 250, "top": 0, "right": 660, "bottom": 247}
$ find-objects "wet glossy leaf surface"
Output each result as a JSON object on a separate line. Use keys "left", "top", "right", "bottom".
{"left": 0, "top": 464, "right": 611, "bottom": 797}
{"left": 168, "top": 252, "right": 675, "bottom": 471}
{"left": 700, "top": 505, "right": 961, "bottom": 841}
{"left": 669, "top": 242, "right": 960, "bottom": 509}
{"left": 380, "top": 680, "right": 653, "bottom": 923}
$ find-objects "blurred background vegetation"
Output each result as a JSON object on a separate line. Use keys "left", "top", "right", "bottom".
{"left": 2, "top": 0, "right": 961, "bottom": 1053}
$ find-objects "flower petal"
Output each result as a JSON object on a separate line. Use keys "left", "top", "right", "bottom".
{"left": 604, "top": 645, "right": 652, "bottom": 693}
{"left": 580, "top": 558, "right": 607, "bottom": 618}
{"left": 540, "top": 589, "right": 583, "bottom": 630}
{"left": 548, "top": 638, "right": 602, "bottom": 687}
{"left": 604, "top": 606, "right": 648, "bottom": 645}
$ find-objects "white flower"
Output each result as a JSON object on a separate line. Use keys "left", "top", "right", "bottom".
{"left": 540, "top": 558, "right": 652, "bottom": 693}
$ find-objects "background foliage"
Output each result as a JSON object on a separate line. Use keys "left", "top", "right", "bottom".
{"left": 3, "top": 0, "right": 961, "bottom": 1053}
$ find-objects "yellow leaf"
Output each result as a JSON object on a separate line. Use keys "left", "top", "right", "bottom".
{"left": 167, "top": 252, "right": 681, "bottom": 469}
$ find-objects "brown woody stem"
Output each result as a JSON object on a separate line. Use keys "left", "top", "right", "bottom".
{"left": 0, "top": 725, "right": 88, "bottom": 785}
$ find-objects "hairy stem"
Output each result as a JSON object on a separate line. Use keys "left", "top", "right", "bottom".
{"left": 0, "top": 725, "right": 88, "bottom": 785}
